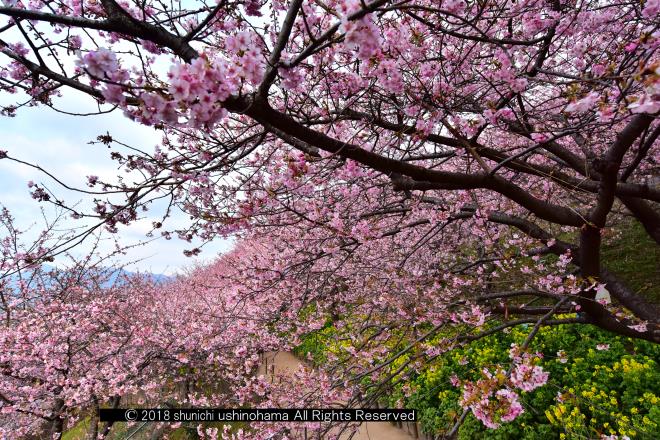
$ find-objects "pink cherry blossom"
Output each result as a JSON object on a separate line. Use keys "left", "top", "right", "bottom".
{"left": 565, "top": 91, "right": 601, "bottom": 113}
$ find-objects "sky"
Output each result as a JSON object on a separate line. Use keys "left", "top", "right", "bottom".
{"left": 0, "top": 89, "right": 232, "bottom": 276}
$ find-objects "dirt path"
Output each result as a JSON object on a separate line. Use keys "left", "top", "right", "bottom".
{"left": 258, "top": 352, "right": 416, "bottom": 440}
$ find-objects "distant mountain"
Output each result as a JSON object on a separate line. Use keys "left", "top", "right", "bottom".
{"left": 4, "top": 265, "right": 171, "bottom": 289}
{"left": 98, "top": 267, "right": 171, "bottom": 287}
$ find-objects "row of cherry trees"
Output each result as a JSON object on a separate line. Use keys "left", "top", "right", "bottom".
{"left": 0, "top": 0, "right": 659, "bottom": 438}
{"left": 0, "top": 216, "right": 357, "bottom": 438}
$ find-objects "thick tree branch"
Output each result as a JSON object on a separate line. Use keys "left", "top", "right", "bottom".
{"left": 619, "top": 196, "right": 660, "bottom": 245}
{"left": 259, "top": 0, "right": 304, "bottom": 96}
{"left": 590, "top": 114, "right": 655, "bottom": 227}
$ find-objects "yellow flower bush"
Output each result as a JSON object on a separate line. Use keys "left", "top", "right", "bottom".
{"left": 296, "top": 318, "right": 660, "bottom": 439}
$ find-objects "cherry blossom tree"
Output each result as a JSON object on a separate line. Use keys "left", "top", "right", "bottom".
{"left": 0, "top": 0, "right": 659, "bottom": 437}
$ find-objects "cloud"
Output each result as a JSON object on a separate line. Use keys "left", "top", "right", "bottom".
{"left": 0, "top": 90, "right": 232, "bottom": 275}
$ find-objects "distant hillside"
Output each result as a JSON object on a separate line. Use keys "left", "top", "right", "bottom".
{"left": 97, "top": 267, "right": 171, "bottom": 287}
{"left": 4, "top": 264, "right": 171, "bottom": 289}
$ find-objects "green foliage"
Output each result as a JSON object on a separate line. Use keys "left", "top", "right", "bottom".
{"left": 602, "top": 220, "right": 660, "bottom": 303}
{"left": 168, "top": 425, "right": 199, "bottom": 440}
{"left": 292, "top": 322, "right": 335, "bottom": 364}
{"left": 61, "top": 417, "right": 90, "bottom": 440}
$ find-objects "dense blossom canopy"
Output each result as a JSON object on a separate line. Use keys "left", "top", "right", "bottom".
{"left": 0, "top": 0, "right": 658, "bottom": 438}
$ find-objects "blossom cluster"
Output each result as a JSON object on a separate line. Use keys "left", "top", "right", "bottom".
{"left": 456, "top": 344, "right": 549, "bottom": 427}
{"left": 458, "top": 368, "right": 525, "bottom": 429}
{"left": 75, "top": 30, "right": 266, "bottom": 128}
